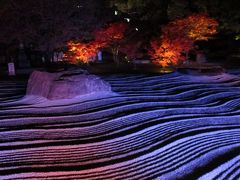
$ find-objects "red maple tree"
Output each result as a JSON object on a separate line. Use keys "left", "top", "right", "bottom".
{"left": 64, "top": 22, "right": 128, "bottom": 65}
{"left": 64, "top": 41, "right": 105, "bottom": 64}
{"left": 94, "top": 22, "right": 128, "bottom": 66}
{"left": 149, "top": 38, "right": 192, "bottom": 67}
{"left": 185, "top": 14, "right": 219, "bottom": 41}
{"left": 150, "top": 13, "right": 218, "bottom": 67}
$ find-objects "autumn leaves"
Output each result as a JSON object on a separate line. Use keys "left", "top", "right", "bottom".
{"left": 64, "top": 22, "right": 128, "bottom": 65}
{"left": 149, "top": 14, "right": 218, "bottom": 67}
{"left": 65, "top": 14, "right": 218, "bottom": 68}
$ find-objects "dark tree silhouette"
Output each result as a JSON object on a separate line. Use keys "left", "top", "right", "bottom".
{"left": 0, "top": 0, "right": 112, "bottom": 54}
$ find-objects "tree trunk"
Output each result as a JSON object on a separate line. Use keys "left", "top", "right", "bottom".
{"left": 159, "top": 0, "right": 170, "bottom": 23}
{"left": 112, "top": 47, "right": 119, "bottom": 68}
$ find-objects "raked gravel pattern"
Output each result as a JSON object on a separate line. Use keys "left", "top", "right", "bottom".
{"left": 0, "top": 72, "right": 240, "bottom": 179}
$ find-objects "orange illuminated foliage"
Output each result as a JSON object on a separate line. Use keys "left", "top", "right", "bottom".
{"left": 64, "top": 22, "right": 128, "bottom": 65}
{"left": 94, "top": 22, "right": 128, "bottom": 66}
{"left": 94, "top": 22, "right": 128, "bottom": 45}
{"left": 185, "top": 14, "right": 219, "bottom": 41}
{"left": 161, "top": 14, "right": 218, "bottom": 41}
{"left": 150, "top": 13, "right": 218, "bottom": 67}
{"left": 64, "top": 41, "right": 105, "bottom": 64}
{"left": 150, "top": 38, "right": 192, "bottom": 67}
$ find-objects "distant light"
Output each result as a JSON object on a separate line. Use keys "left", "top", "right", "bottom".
{"left": 124, "top": 18, "right": 130, "bottom": 22}
{"left": 114, "top": 10, "right": 118, "bottom": 15}
{"left": 135, "top": 27, "right": 139, "bottom": 31}
{"left": 76, "top": 5, "right": 83, "bottom": 8}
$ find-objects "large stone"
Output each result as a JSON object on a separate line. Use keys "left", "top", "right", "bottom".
{"left": 26, "top": 70, "right": 112, "bottom": 100}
